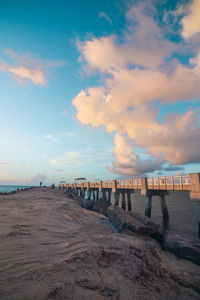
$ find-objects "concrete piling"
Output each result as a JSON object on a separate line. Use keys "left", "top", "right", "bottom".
{"left": 160, "top": 194, "right": 169, "bottom": 220}
{"left": 127, "top": 193, "right": 132, "bottom": 211}
{"left": 92, "top": 190, "right": 95, "bottom": 201}
{"left": 145, "top": 195, "right": 152, "bottom": 218}
{"left": 114, "top": 192, "right": 119, "bottom": 206}
{"left": 60, "top": 173, "right": 200, "bottom": 237}
{"left": 121, "top": 193, "right": 126, "bottom": 210}
{"left": 108, "top": 191, "right": 111, "bottom": 203}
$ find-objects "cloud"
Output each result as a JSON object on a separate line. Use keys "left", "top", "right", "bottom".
{"left": 73, "top": 1, "right": 200, "bottom": 176}
{"left": 9, "top": 66, "right": 45, "bottom": 85}
{"left": 181, "top": 0, "right": 200, "bottom": 39}
{"left": 44, "top": 134, "right": 58, "bottom": 143}
{"left": 62, "top": 131, "right": 76, "bottom": 137}
{"left": 107, "top": 134, "right": 163, "bottom": 176}
{"left": 62, "top": 109, "right": 68, "bottom": 116}
{"left": 78, "top": 3, "right": 175, "bottom": 73}
{"left": 56, "top": 169, "right": 64, "bottom": 172}
{"left": 98, "top": 12, "right": 112, "bottom": 24}
{"left": 50, "top": 151, "right": 91, "bottom": 167}
{"left": 0, "top": 49, "right": 65, "bottom": 86}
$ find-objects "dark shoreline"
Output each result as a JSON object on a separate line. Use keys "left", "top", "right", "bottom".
{"left": 0, "top": 186, "right": 35, "bottom": 195}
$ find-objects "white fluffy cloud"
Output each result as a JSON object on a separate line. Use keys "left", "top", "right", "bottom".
{"left": 73, "top": 1, "right": 200, "bottom": 176}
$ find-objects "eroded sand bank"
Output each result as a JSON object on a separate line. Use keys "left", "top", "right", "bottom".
{"left": 0, "top": 188, "right": 199, "bottom": 300}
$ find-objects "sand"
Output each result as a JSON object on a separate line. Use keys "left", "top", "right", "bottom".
{"left": 0, "top": 188, "right": 199, "bottom": 300}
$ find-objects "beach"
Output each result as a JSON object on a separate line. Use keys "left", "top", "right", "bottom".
{"left": 0, "top": 188, "right": 199, "bottom": 300}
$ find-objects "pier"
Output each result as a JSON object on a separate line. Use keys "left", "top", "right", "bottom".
{"left": 59, "top": 173, "right": 200, "bottom": 236}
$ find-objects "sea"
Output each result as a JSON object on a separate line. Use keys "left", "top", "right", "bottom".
{"left": 0, "top": 185, "right": 33, "bottom": 193}
{"left": 89, "top": 190, "right": 200, "bottom": 237}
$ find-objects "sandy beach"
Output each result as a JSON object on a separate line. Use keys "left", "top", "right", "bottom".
{"left": 0, "top": 188, "right": 199, "bottom": 300}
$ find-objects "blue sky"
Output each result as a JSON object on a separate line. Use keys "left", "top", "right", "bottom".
{"left": 0, "top": 0, "right": 200, "bottom": 185}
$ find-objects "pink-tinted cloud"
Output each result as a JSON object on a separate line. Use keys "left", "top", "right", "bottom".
{"left": 78, "top": 3, "right": 175, "bottom": 73}
{"left": 107, "top": 134, "right": 163, "bottom": 176}
{"left": 9, "top": 66, "right": 45, "bottom": 85}
{"left": 0, "top": 49, "right": 65, "bottom": 86}
{"left": 73, "top": 1, "right": 200, "bottom": 176}
{"left": 181, "top": 0, "right": 200, "bottom": 39}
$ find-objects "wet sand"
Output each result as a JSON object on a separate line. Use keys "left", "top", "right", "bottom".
{"left": 0, "top": 188, "right": 199, "bottom": 300}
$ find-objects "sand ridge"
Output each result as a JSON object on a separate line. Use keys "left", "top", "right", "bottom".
{"left": 0, "top": 188, "right": 199, "bottom": 300}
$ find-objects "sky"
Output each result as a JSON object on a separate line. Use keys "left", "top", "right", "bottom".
{"left": 0, "top": 0, "right": 200, "bottom": 185}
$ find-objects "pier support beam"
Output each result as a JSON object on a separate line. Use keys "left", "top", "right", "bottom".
{"left": 92, "top": 190, "right": 95, "bottom": 201}
{"left": 145, "top": 195, "right": 152, "bottom": 218}
{"left": 159, "top": 194, "right": 169, "bottom": 220}
{"left": 121, "top": 193, "right": 126, "bottom": 210}
{"left": 108, "top": 191, "right": 112, "bottom": 203}
{"left": 127, "top": 193, "right": 132, "bottom": 211}
{"left": 114, "top": 192, "right": 119, "bottom": 206}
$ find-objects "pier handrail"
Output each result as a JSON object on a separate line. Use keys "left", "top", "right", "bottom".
{"left": 59, "top": 173, "right": 200, "bottom": 199}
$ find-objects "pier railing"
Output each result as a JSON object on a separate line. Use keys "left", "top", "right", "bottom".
{"left": 59, "top": 173, "right": 200, "bottom": 199}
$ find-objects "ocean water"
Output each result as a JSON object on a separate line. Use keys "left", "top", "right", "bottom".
{"left": 0, "top": 185, "right": 33, "bottom": 193}
{"left": 84, "top": 189, "right": 200, "bottom": 237}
